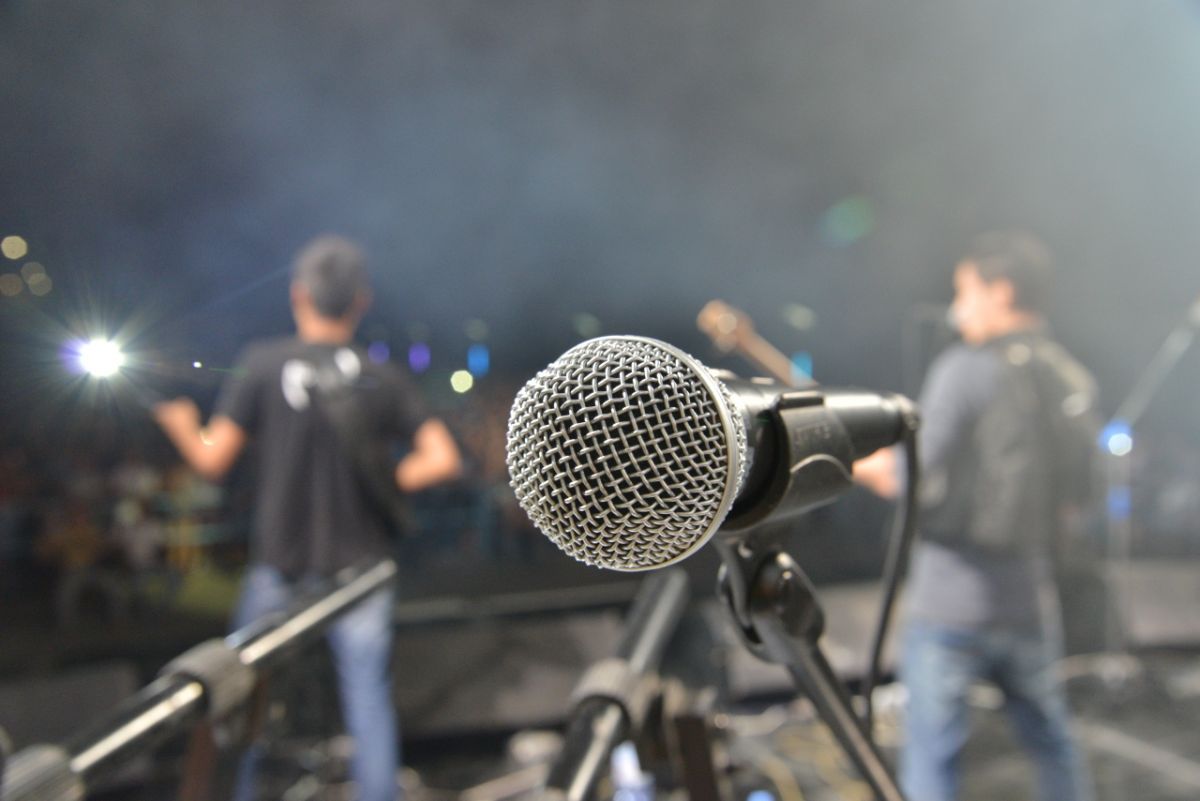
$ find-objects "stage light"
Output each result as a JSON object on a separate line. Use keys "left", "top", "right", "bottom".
{"left": 367, "top": 341, "right": 390, "bottom": 364}
{"left": 820, "top": 196, "right": 874, "bottom": 246}
{"left": 1102, "top": 421, "right": 1133, "bottom": 457}
{"left": 193, "top": 361, "right": 203, "bottom": 369}
{"left": 465, "top": 318, "right": 489, "bottom": 341}
{"left": 572, "top": 313, "right": 601, "bottom": 339}
{"left": 1, "top": 236, "right": 28, "bottom": 260}
{"left": 784, "top": 303, "right": 817, "bottom": 331}
{"left": 20, "top": 262, "right": 44, "bottom": 281}
{"left": 790, "top": 350, "right": 813, "bottom": 381}
{"left": 26, "top": 273, "right": 52, "bottom": 296}
{"left": 0, "top": 274, "right": 21, "bottom": 297}
{"left": 78, "top": 339, "right": 126, "bottom": 378}
{"left": 1107, "top": 432, "right": 1133, "bottom": 457}
{"left": 450, "top": 370, "right": 474, "bottom": 393}
{"left": 467, "top": 343, "right": 490, "bottom": 377}
{"left": 408, "top": 343, "right": 431, "bottom": 373}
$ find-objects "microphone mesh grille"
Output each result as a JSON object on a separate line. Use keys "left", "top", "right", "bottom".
{"left": 506, "top": 337, "right": 743, "bottom": 570}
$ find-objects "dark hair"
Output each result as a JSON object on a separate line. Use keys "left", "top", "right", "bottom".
{"left": 291, "top": 235, "right": 369, "bottom": 319}
{"left": 962, "top": 230, "right": 1053, "bottom": 314}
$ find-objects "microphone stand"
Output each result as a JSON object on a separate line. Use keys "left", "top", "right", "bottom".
{"left": 1101, "top": 298, "right": 1200, "bottom": 659}
{"left": 713, "top": 537, "right": 906, "bottom": 801}
{"left": 0, "top": 561, "right": 397, "bottom": 801}
{"left": 544, "top": 569, "right": 690, "bottom": 801}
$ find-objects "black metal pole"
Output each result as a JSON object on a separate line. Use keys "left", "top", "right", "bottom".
{"left": 751, "top": 609, "right": 904, "bottom": 801}
{"left": 1, "top": 559, "right": 397, "bottom": 801}
{"left": 717, "top": 545, "right": 907, "bottom": 801}
{"left": 233, "top": 560, "right": 397, "bottom": 670}
{"left": 66, "top": 677, "right": 207, "bottom": 783}
{"left": 544, "top": 569, "right": 690, "bottom": 801}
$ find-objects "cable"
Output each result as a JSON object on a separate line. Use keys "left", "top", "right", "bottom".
{"left": 861, "top": 429, "right": 920, "bottom": 730}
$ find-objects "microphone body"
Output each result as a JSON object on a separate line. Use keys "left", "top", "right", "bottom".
{"left": 720, "top": 380, "right": 913, "bottom": 531}
{"left": 507, "top": 336, "right": 916, "bottom": 571}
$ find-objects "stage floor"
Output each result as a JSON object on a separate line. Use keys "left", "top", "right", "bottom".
{"left": 6, "top": 568, "right": 1200, "bottom": 800}
{"left": 408, "top": 651, "right": 1200, "bottom": 801}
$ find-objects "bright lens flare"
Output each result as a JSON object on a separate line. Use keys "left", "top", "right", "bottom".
{"left": 1107, "top": 432, "right": 1133, "bottom": 457}
{"left": 79, "top": 339, "right": 127, "bottom": 378}
{"left": 1, "top": 236, "right": 28, "bottom": 260}
{"left": 1101, "top": 421, "right": 1133, "bottom": 457}
{"left": 450, "top": 370, "right": 474, "bottom": 393}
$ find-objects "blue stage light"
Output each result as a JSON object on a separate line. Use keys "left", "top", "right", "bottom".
{"left": 468, "top": 343, "right": 490, "bottom": 377}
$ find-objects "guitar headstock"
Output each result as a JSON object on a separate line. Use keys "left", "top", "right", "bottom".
{"left": 697, "top": 300, "right": 756, "bottom": 352}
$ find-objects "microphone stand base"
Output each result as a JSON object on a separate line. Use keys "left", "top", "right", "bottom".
{"left": 715, "top": 540, "right": 907, "bottom": 801}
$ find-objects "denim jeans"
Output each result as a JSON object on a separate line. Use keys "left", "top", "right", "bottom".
{"left": 231, "top": 565, "right": 399, "bottom": 801}
{"left": 899, "top": 621, "right": 1093, "bottom": 801}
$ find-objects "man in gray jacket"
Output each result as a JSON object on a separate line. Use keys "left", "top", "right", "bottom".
{"left": 856, "top": 231, "right": 1095, "bottom": 801}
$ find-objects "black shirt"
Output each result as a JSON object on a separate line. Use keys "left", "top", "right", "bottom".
{"left": 906, "top": 329, "right": 1097, "bottom": 630}
{"left": 906, "top": 338, "right": 1049, "bottom": 628}
{"left": 215, "top": 337, "right": 427, "bottom": 577}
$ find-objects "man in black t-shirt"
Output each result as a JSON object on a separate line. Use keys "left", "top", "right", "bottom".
{"left": 156, "top": 236, "right": 461, "bottom": 801}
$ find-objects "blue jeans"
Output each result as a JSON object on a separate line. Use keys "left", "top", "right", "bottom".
{"left": 899, "top": 621, "right": 1093, "bottom": 801}
{"left": 231, "top": 565, "right": 399, "bottom": 801}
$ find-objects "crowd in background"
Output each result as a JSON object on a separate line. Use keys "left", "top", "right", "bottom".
{"left": 2, "top": 370, "right": 1199, "bottom": 635}
{"left": 0, "top": 376, "right": 550, "bottom": 632}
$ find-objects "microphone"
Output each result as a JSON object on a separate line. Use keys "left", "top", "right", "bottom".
{"left": 506, "top": 336, "right": 917, "bottom": 571}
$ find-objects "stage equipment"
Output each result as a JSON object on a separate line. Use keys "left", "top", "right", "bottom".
{"left": 694, "top": 306, "right": 921, "bottom": 724}
{"left": 545, "top": 569, "right": 689, "bottom": 801}
{"left": 507, "top": 336, "right": 913, "bottom": 571}
{"left": 507, "top": 336, "right": 919, "bottom": 801}
{"left": 1102, "top": 296, "right": 1200, "bottom": 656}
{"left": 660, "top": 684, "right": 728, "bottom": 801}
{"left": 0, "top": 560, "right": 397, "bottom": 801}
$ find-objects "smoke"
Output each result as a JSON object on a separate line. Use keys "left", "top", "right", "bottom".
{"left": 2, "top": 1, "right": 1200, "bottom": 426}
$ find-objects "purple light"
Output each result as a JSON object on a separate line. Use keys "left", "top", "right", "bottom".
{"left": 408, "top": 342, "right": 431, "bottom": 373}
{"left": 367, "top": 341, "right": 390, "bottom": 364}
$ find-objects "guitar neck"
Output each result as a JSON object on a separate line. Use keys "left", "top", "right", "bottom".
{"left": 696, "top": 300, "right": 806, "bottom": 387}
{"left": 735, "top": 333, "right": 798, "bottom": 387}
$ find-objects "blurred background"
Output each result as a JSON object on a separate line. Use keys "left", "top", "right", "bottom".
{"left": 3, "top": 2, "right": 1200, "bottom": 800}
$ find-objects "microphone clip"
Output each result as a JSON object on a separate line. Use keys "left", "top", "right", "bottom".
{"left": 712, "top": 537, "right": 906, "bottom": 801}
{"left": 722, "top": 393, "right": 858, "bottom": 531}
{"left": 713, "top": 538, "right": 826, "bottom": 662}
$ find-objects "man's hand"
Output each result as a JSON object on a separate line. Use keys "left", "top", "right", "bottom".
{"left": 154, "top": 398, "right": 202, "bottom": 440}
{"left": 395, "top": 418, "right": 462, "bottom": 492}
{"left": 854, "top": 446, "right": 900, "bottom": 499}
{"left": 154, "top": 399, "right": 246, "bottom": 481}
